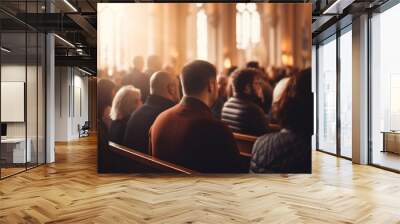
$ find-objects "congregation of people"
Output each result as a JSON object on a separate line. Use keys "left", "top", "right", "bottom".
{"left": 98, "top": 55, "right": 312, "bottom": 173}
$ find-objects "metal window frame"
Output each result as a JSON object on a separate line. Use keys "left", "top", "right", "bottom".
{"left": 0, "top": 0, "right": 47, "bottom": 180}
{"left": 367, "top": 0, "right": 400, "bottom": 173}
{"left": 315, "top": 23, "right": 353, "bottom": 161}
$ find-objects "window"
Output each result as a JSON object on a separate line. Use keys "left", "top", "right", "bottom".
{"left": 196, "top": 3, "right": 208, "bottom": 60}
{"left": 339, "top": 29, "right": 352, "bottom": 158}
{"left": 317, "top": 37, "right": 337, "bottom": 154}
{"left": 370, "top": 3, "right": 400, "bottom": 171}
{"left": 236, "top": 3, "right": 260, "bottom": 49}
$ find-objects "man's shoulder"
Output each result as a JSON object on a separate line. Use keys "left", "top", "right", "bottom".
{"left": 152, "top": 104, "right": 180, "bottom": 123}
{"left": 191, "top": 115, "right": 232, "bottom": 136}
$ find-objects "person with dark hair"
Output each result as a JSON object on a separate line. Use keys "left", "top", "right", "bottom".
{"left": 97, "top": 79, "right": 114, "bottom": 173}
{"left": 123, "top": 71, "right": 180, "bottom": 154}
{"left": 211, "top": 74, "right": 228, "bottom": 119}
{"left": 122, "top": 56, "right": 149, "bottom": 102}
{"left": 98, "top": 79, "right": 116, "bottom": 130}
{"left": 250, "top": 68, "right": 312, "bottom": 173}
{"left": 225, "top": 66, "right": 238, "bottom": 98}
{"left": 221, "top": 68, "right": 269, "bottom": 136}
{"left": 246, "top": 61, "right": 260, "bottom": 69}
{"left": 150, "top": 60, "right": 242, "bottom": 173}
{"left": 226, "top": 66, "right": 238, "bottom": 77}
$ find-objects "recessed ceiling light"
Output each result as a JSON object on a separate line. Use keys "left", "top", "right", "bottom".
{"left": 78, "top": 67, "right": 93, "bottom": 76}
{"left": 63, "top": 0, "right": 78, "bottom": 12}
{"left": 1, "top": 47, "right": 11, "bottom": 53}
{"left": 54, "top": 34, "right": 75, "bottom": 48}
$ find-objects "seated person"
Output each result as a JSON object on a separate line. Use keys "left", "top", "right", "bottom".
{"left": 269, "top": 77, "right": 290, "bottom": 124}
{"left": 109, "top": 86, "right": 142, "bottom": 145}
{"left": 211, "top": 74, "right": 228, "bottom": 120}
{"left": 221, "top": 68, "right": 269, "bottom": 136}
{"left": 150, "top": 60, "right": 242, "bottom": 173}
{"left": 122, "top": 56, "right": 149, "bottom": 102}
{"left": 250, "top": 68, "right": 312, "bottom": 173}
{"left": 123, "top": 71, "right": 180, "bottom": 154}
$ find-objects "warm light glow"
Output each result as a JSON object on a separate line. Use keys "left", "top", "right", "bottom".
{"left": 236, "top": 3, "right": 260, "bottom": 49}
{"left": 223, "top": 58, "right": 232, "bottom": 68}
{"left": 281, "top": 52, "right": 293, "bottom": 66}
{"left": 98, "top": 4, "right": 157, "bottom": 73}
{"left": 196, "top": 7, "right": 208, "bottom": 60}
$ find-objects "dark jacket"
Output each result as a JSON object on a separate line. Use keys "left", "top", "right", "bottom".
{"left": 250, "top": 129, "right": 311, "bottom": 173}
{"left": 211, "top": 95, "right": 227, "bottom": 120}
{"left": 109, "top": 117, "right": 129, "bottom": 145}
{"left": 150, "top": 96, "right": 242, "bottom": 173}
{"left": 221, "top": 94, "right": 269, "bottom": 136}
{"left": 98, "top": 119, "right": 139, "bottom": 173}
{"left": 122, "top": 68, "right": 150, "bottom": 102}
{"left": 123, "top": 95, "right": 175, "bottom": 154}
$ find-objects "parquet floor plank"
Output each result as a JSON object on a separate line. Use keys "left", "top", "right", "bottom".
{"left": 1, "top": 135, "right": 400, "bottom": 223}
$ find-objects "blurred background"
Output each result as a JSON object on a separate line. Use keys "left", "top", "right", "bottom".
{"left": 97, "top": 3, "right": 311, "bottom": 78}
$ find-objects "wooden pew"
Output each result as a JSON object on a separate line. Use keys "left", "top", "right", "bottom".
{"left": 108, "top": 141, "right": 196, "bottom": 174}
{"left": 233, "top": 133, "right": 258, "bottom": 170}
{"left": 268, "top": 123, "right": 281, "bottom": 132}
{"left": 233, "top": 132, "right": 258, "bottom": 156}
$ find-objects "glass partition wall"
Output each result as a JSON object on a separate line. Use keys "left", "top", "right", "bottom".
{"left": 339, "top": 28, "right": 352, "bottom": 159}
{"left": 0, "top": 3, "right": 46, "bottom": 179}
{"left": 315, "top": 26, "right": 352, "bottom": 159}
{"left": 370, "top": 3, "right": 400, "bottom": 171}
{"left": 317, "top": 35, "right": 337, "bottom": 155}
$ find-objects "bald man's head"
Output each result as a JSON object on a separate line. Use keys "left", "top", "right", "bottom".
{"left": 150, "top": 71, "right": 180, "bottom": 103}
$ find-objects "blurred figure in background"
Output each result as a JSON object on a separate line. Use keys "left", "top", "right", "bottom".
{"left": 250, "top": 68, "right": 312, "bottom": 173}
{"left": 226, "top": 66, "right": 238, "bottom": 77}
{"left": 225, "top": 66, "right": 238, "bottom": 98}
{"left": 267, "top": 66, "right": 287, "bottom": 87}
{"left": 145, "top": 55, "right": 162, "bottom": 78}
{"left": 221, "top": 68, "right": 269, "bottom": 136}
{"left": 122, "top": 56, "right": 149, "bottom": 102}
{"left": 246, "top": 61, "right": 260, "bottom": 69}
{"left": 97, "top": 79, "right": 116, "bottom": 173}
{"left": 246, "top": 61, "right": 273, "bottom": 113}
{"left": 211, "top": 74, "right": 228, "bottom": 120}
{"left": 109, "top": 85, "right": 142, "bottom": 145}
{"left": 98, "top": 79, "right": 116, "bottom": 130}
{"left": 124, "top": 71, "right": 180, "bottom": 154}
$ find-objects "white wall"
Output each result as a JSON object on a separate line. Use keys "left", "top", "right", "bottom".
{"left": 55, "top": 67, "right": 89, "bottom": 141}
{"left": 1, "top": 63, "right": 46, "bottom": 164}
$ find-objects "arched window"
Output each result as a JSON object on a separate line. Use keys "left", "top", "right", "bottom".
{"left": 236, "top": 3, "right": 260, "bottom": 49}
{"left": 196, "top": 3, "right": 208, "bottom": 59}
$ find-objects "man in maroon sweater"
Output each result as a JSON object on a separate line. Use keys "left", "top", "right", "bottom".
{"left": 150, "top": 60, "right": 242, "bottom": 173}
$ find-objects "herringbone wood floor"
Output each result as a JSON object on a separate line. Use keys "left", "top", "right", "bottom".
{"left": 1, "top": 135, "right": 400, "bottom": 224}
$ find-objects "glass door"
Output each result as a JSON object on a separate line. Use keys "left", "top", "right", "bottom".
{"left": 317, "top": 35, "right": 337, "bottom": 154}
{"left": 370, "top": 3, "right": 400, "bottom": 171}
{"left": 0, "top": 1, "right": 47, "bottom": 179}
{"left": 1, "top": 30, "right": 28, "bottom": 178}
{"left": 339, "top": 27, "right": 352, "bottom": 158}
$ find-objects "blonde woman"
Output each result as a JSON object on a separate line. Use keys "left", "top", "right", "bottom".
{"left": 109, "top": 85, "right": 142, "bottom": 144}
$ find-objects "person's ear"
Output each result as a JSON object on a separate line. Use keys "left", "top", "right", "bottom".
{"left": 207, "top": 80, "right": 212, "bottom": 93}
{"left": 167, "top": 83, "right": 176, "bottom": 96}
{"left": 209, "top": 79, "right": 216, "bottom": 93}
